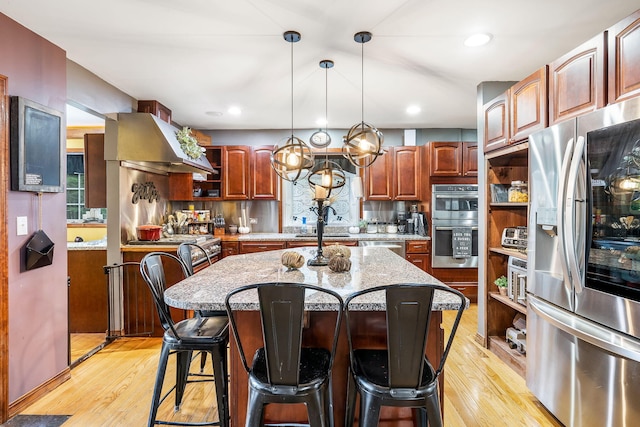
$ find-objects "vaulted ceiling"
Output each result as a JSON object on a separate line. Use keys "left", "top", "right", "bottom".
{"left": 2, "top": 0, "right": 639, "bottom": 130}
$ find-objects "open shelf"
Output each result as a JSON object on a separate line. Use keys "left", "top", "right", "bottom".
{"left": 484, "top": 142, "right": 529, "bottom": 377}
{"left": 489, "top": 247, "right": 527, "bottom": 259}
{"left": 490, "top": 202, "right": 528, "bottom": 208}
{"left": 488, "top": 336, "right": 526, "bottom": 378}
{"left": 489, "top": 292, "right": 527, "bottom": 314}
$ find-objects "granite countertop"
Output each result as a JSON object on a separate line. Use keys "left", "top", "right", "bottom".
{"left": 67, "top": 238, "right": 107, "bottom": 250}
{"left": 164, "top": 246, "right": 466, "bottom": 312}
{"left": 230, "top": 232, "right": 430, "bottom": 242}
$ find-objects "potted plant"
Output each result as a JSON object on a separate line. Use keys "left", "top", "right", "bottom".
{"left": 494, "top": 275, "right": 508, "bottom": 296}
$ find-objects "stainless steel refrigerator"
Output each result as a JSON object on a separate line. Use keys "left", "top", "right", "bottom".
{"left": 527, "top": 97, "right": 640, "bottom": 426}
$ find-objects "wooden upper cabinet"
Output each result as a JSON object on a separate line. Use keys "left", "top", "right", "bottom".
{"left": 509, "top": 66, "right": 548, "bottom": 143}
{"left": 137, "top": 100, "right": 172, "bottom": 123}
{"left": 549, "top": 33, "right": 606, "bottom": 125}
{"left": 430, "top": 142, "right": 476, "bottom": 177}
{"left": 84, "top": 133, "right": 107, "bottom": 208}
{"left": 168, "top": 172, "right": 193, "bottom": 201}
{"left": 483, "top": 92, "right": 509, "bottom": 153}
{"left": 223, "top": 146, "right": 251, "bottom": 200}
{"left": 251, "top": 145, "right": 279, "bottom": 200}
{"left": 462, "top": 142, "right": 478, "bottom": 177}
{"left": 430, "top": 142, "right": 462, "bottom": 176}
{"left": 608, "top": 9, "right": 640, "bottom": 104}
{"left": 364, "top": 148, "right": 393, "bottom": 200}
{"left": 191, "top": 129, "right": 212, "bottom": 146}
{"left": 393, "top": 146, "right": 421, "bottom": 200}
{"left": 364, "top": 146, "right": 421, "bottom": 201}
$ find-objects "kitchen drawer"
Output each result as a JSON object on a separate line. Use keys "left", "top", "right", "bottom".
{"left": 406, "top": 240, "right": 430, "bottom": 254}
{"left": 406, "top": 253, "right": 430, "bottom": 272}
{"left": 239, "top": 241, "right": 286, "bottom": 254}
{"left": 450, "top": 282, "right": 477, "bottom": 303}
{"left": 287, "top": 240, "right": 359, "bottom": 248}
{"left": 222, "top": 241, "right": 239, "bottom": 258}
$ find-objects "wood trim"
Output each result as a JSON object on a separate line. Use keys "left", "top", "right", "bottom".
{"left": 0, "top": 74, "right": 9, "bottom": 423}
{"left": 8, "top": 368, "right": 71, "bottom": 418}
{"left": 474, "top": 332, "right": 487, "bottom": 347}
{"left": 66, "top": 126, "right": 105, "bottom": 139}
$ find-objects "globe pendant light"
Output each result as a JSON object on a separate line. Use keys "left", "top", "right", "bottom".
{"left": 271, "top": 31, "right": 314, "bottom": 182}
{"left": 308, "top": 59, "right": 345, "bottom": 199}
{"left": 343, "top": 31, "right": 384, "bottom": 168}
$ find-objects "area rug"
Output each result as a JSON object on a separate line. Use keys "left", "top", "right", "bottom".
{"left": 1, "top": 415, "right": 71, "bottom": 427}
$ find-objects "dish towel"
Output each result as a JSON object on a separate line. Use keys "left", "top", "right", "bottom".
{"left": 452, "top": 227, "right": 473, "bottom": 258}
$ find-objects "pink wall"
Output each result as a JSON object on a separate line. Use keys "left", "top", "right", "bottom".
{"left": 0, "top": 14, "right": 69, "bottom": 403}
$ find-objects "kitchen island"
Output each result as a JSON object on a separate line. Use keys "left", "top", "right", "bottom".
{"left": 164, "top": 246, "right": 466, "bottom": 427}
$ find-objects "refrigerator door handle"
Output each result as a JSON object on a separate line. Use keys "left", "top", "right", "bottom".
{"left": 529, "top": 295, "right": 640, "bottom": 363}
{"left": 557, "top": 138, "right": 574, "bottom": 293}
{"left": 565, "top": 135, "right": 586, "bottom": 294}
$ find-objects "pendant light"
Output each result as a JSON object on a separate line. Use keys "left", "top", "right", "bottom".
{"left": 308, "top": 59, "right": 345, "bottom": 199}
{"left": 343, "top": 31, "right": 384, "bottom": 168}
{"left": 271, "top": 30, "right": 314, "bottom": 182}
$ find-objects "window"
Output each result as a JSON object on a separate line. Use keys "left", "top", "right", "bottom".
{"left": 66, "top": 153, "right": 106, "bottom": 223}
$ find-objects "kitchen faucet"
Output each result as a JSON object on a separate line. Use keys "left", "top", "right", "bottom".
{"left": 309, "top": 205, "right": 336, "bottom": 223}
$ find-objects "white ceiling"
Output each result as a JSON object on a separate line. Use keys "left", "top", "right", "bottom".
{"left": 2, "top": 1, "right": 639, "bottom": 130}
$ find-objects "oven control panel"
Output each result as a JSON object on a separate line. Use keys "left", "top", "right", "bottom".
{"left": 501, "top": 226, "right": 528, "bottom": 250}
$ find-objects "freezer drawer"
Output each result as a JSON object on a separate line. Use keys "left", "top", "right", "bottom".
{"left": 527, "top": 296, "right": 640, "bottom": 427}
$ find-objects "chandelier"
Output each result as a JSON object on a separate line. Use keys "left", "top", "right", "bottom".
{"left": 308, "top": 59, "right": 346, "bottom": 200}
{"left": 270, "top": 31, "right": 314, "bottom": 183}
{"left": 343, "top": 31, "right": 384, "bottom": 168}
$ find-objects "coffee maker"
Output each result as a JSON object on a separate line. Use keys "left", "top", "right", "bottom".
{"left": 397, "top": 212, "right": 408, "bottom": 234}
{"left": 407, "top": 204, "right": 428, "bottom": 236}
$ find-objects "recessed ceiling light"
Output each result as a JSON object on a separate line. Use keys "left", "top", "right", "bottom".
{"left": 464, "top": 33, "right": 492, "bottom": 47}
{"left": 205, "top": 111, "right": 223, "bottom": 117}
{"left": 406, "top": 105, "right": 421, "bottom": 115}
{"left": 227, "top": 106, "right": 242, "bottom": 115}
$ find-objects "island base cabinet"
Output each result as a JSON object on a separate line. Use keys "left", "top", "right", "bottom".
{"left": 228, "top": 310, "right": 444, "bottom": 427}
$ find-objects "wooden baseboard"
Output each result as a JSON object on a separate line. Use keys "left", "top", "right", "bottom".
{"left": 474, "top": 332, "right": 486, "bottom": 347}
{"left": 8, "top": 368, "right": 71, "bottom": 417}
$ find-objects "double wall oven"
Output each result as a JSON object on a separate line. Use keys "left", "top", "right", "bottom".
{"left": 431, "top": 184, "right": 479, "bottom": 268}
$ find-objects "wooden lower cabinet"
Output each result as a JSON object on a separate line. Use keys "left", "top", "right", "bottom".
{"left": 286, "top": 240, "right": 359, "bottom": 248}
{"left": 68, "top": 250, "right": 108, "bottom": 333}
{"left": 405, "top": 240, "right": 431, "bottom": 273}
{"left": 406, "top": 253, "right": 430, "bottom": 272}
{"left": 221, "top": 241, "right": 239, "bottom": 258}
{"left": 430, "top": 268, "right": 478, "bottom": 303}
{"left": 239, "top": 241, "right": 286, "bottom": 254}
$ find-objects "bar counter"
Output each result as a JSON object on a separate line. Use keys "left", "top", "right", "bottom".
{"left": 164, "top": 247, "right": 467, "bottom": 427}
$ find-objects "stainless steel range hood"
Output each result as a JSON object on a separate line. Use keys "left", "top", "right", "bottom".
{"left": 109, "top": 113, "right": 214, "bottom": 175}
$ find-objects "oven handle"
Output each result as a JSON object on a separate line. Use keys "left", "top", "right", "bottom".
{"left": 433, "top": 194, "right": 479, "bottom": 198}
{"left": 432, "top": 226, "right": 478, "bottom": 231}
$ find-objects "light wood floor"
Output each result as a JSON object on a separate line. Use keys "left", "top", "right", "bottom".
{"left": 70, "top": 333, "right": 108, "bottom": 364}
{"left": 19, "top": 305, "right": 563, "bottom": 426}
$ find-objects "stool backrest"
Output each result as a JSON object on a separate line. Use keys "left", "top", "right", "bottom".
{"left": 345, "top": 283, "right": 466, "bottom": 385}
{"left": 225, "top": 282, "right": 344, "bottom": 387}
{"left": 176, "top": 242, "right": 212, "bottom": 276}
{"left": 139, "top": 252, "right": 189, "bottom": 335}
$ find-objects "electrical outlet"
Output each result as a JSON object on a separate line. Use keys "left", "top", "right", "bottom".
{"left": 17, "top": 216, "right": 27, "bottom": 236}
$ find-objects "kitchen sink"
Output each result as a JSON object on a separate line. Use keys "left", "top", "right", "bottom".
{"left": 294, "top": 233, "right": 350, "bottom": 238}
